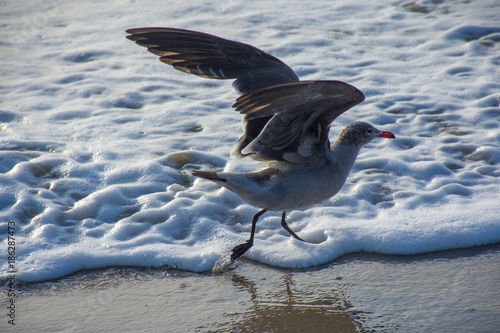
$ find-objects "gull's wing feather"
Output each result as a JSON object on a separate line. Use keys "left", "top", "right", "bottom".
{"left": 233, "top": 81, "right": 365, "bottom": 163}
{"left": 126, "top": 27, "right": 299, "bottom": 94}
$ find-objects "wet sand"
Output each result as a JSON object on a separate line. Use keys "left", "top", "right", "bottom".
{"left": 4, "top": 243, "right": 500, "bottom": 332}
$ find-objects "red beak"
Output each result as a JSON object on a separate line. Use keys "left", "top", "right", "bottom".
{"left": 377, "top": 131, "right": 395, "bottom": 139}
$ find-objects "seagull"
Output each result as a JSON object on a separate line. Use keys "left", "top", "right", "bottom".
{"left": 126, "top": 28, "right": 395, "bottom": 269}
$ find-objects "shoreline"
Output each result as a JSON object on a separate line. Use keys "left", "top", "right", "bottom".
{"left": 3, "top": 243, "right": 500, "bottom": 332}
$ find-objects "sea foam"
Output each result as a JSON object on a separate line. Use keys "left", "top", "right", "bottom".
{"left": 1, "top": 0, "right": 499, "bottom": 282}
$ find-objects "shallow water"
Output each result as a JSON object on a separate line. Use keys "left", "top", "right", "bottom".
{"left": 1, "top": 0, "right": 500, "bottom": 282}
{"left": 6, "top": 244, "right": 500, "bottom": 332}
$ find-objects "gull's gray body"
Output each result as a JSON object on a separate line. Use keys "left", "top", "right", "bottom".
{"left": 194, "top": 121, "right": 379, "bottom": 212}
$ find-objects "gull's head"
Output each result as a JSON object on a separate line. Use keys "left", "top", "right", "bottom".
{"left": 336, "top": 121, "right": 395, "bottom": 148}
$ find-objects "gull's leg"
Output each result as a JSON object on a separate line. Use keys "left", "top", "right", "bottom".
{"left": 230, "top": 209, "right": 268, "bottom": 261}
{"left": 280, "top": 211, "right": 304, "bottom": 241}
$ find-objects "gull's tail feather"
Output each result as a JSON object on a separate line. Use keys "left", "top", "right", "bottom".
{"left": 191, "top": 170, "right": 227, "bottom": 182}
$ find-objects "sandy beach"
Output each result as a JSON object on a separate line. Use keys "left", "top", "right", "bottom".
{"left": 3, "top": 243, "right": 499, "bottom": 332}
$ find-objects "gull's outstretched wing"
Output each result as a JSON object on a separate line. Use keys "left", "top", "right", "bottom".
{"left": 233, "top": 80, "right": 365, "bottom": 163}
{"left": 126, "top": 27, "right": 299, "bottom": 95}
{"left": 126, "top": 27, "right": 300, "bottom": 157}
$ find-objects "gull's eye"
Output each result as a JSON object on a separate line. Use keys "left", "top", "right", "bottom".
{"left": 366, "top": 128, "right": 373, "bottom": 135}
